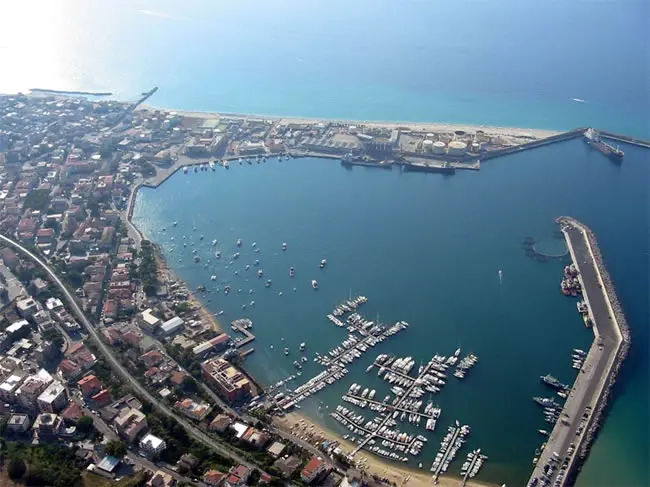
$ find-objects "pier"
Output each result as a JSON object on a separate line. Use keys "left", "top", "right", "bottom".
{"left": 527, "top": 218, "right": 630, "bottom": 487}
{"left": 231, "top": 323, "right": 256, "bottom": 348}
{"left": 600, "top": 130, "right": 650, "bottom": 149}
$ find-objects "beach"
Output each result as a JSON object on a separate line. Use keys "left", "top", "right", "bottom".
{"left": 274, "top": 412, "right": 497, "bottom": 487}
{"left": 139, "top": 106, "right": 560, "bottom": 140}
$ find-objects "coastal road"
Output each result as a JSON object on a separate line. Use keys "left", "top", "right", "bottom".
{"left": 0, "top": 233, "right": 268, "bottom": 477}
{"left": 528, "top": 225, "right": 622, "bottom": 487}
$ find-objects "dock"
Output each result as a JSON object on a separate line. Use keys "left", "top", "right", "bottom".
{"left": 231, "top": 323, "right": 256, "bottom": 348}
{"left": 527, "top": 218, "right": 630, "bottom": 487}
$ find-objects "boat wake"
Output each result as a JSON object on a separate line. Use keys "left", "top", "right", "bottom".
{"left": 570, "top": 97, "right": 587, "bottom": 103}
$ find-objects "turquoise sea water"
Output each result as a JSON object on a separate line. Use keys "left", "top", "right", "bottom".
{"left": 133, "top": 141, "right": 649, "bottom": 486}
{"left": 2, "top": 0, "right": 648, "bottom": 484}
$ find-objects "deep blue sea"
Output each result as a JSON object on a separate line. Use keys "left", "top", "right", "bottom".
{"left": 3, "top": 0, "right": 648, "bottom": 485}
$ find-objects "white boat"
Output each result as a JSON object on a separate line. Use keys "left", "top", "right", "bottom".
{"left": 282, "top": 242, "right": 287, "bottom": 251}
{"left": 320, "top": 259, "right": 327, "bottom": 268}
{"left": 300, "top": 342, "right": 306, "bottom": 351}
{"left": 312, "top": 280, "right": 319, "bottom": 289}
{"left": 258, "top": 269, "right": 264, "bottom": 277}
{"left": 212, "top": 239, "right": 218, "bottom": 246}
{"left": 237, "top": 238, "right": 242, "bottom": 247}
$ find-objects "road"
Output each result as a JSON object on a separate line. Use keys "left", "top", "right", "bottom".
{"left": 528, "top": 224, "right": 623, "bottom": 487}
{"left": 0, "top": 233, "right": 266, "bottom": 476}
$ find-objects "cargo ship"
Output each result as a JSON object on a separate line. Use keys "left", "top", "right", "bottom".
{"left": 584, "top": 128, "right": 624, "bottom": 161}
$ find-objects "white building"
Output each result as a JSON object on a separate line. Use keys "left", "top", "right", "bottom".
{"left": 160, "top": 316, "right": 184, "bottom": 336}
{"left": 37, "top": 380, "right": 68, "bottom": 413}
{"left": 139, "top": 433, "right": 167, "bottom": 457}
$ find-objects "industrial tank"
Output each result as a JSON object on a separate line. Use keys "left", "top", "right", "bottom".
{"left": 432, "top": 141, "right": 447, "bottom": 154}
{"left": 448, "top": 140, "right": 467, "bottom": 155}
{"left": 422, "top": 139, "right": 434, "bottom": 152}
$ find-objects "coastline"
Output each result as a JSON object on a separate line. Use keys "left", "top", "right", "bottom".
{"left": 274, "top": 412, "right": 497, "bottom": 487}
{"left": 138, "top": 105, "right": 560, "bottom": 139}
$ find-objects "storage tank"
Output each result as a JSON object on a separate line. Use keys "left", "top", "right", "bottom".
{"left": 448, "top": 140, "right": 467, "bottom": 155}
{"left": 471, "top": 141, "right": 481, "bottom": 153}
{"left": 432, "top": 141, "right": 447, "bottom": 154}
{"left": 422, "top": 139, "right": 434, "bottom": 152}
{"left": 426, "top": 133, "right": 434, "bottom": 139}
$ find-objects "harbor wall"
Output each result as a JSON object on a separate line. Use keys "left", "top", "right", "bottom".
{"left": 554, "top": 217, "right": 631, "bottom": 486}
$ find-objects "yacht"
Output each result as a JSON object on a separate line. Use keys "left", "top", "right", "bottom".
{"left": 300, "top": 342, "right": 306, "bottom": 351}
{"left": 282, "top": 242, "right": 287, "bottom": 251}
{"left": 289, "top": 267, "right": 295, "bottom": 277}
{"left": 265, "top": 279, "right": 272, "bottom": 288}
{"left": 258, "top": 269, "right": 264, "bottom": 277}
{"left": 237, "top": 238, "right": 242, "bottom": 247}
{"left": 320, "top": 259, "right": 327, "bottom": 268}
{"left": 212, "top": 239, "right": 218, "bottom": 246}
{"left": 312, "top": 280, "right": 319, "bottom": 289}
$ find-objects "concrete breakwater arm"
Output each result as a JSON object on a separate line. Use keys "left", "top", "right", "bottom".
{"left": 527, "top": 217, "right": 630, "bottom": 487}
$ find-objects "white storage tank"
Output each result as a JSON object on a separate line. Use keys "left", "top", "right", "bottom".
{"left": 448, "top": 140, "right": 467, "bottom": 155}
{"left": 432, "top": 141, "right": 447, "bottom": 154}
{"left": 422, "top": 139, "right": 434, "bottom": 152}
{"left": 471, "top": 141, "right": 481, "bottom": 153}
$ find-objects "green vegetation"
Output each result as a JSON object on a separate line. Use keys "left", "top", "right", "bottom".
{"left": 82, "top": 471, "right": 148, "bottom": 487}
{"left": 42, "top": 327, "right": 65, "bottom": 351}
{"left": 2, "top": 442, "right": 84, "bottom": 487}
{"left": 104, "top": 439, "right": 127, "bottom": 458}
{"left": 22, "top": 189, "right": 51, "bottom": 212}
{"left": 76, "top": 415, "right": 94, "bottom": 434}
{"left": 138, "top": 240, "right": 158, "bottom": 296}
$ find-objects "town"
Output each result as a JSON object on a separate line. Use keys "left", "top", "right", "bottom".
{"left": 0, "top": 92, "right": 395, "bottom": 487}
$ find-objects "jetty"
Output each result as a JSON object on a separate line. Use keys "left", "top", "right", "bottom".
{"left": 527, "top": 217, "right": 630, "bottom": 487}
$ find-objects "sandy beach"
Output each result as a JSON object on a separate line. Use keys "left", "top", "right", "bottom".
{"left": 139, "top": 105, "right": 559, "bottom": 140}
{"left": 274, "top": 412, "right": 498, "bottom": 487}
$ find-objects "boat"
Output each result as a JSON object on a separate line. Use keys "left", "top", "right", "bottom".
{"left": 212, "top": 239, "right": 218, "bottom": 246}
{"left": 289, "top": 267, "right": 295, "bottom": 277}
{"left": 533, "top": 397, "right": 557, "bottom": 407}
{"left": 215, "top": 251, "right": 221, "bottom": 259}
{"left": 284, "top": 348, "right": 289, "bottom": 355}
{"left": 540, "top": 374, "right": 567, "bottom": 390}
{"left": 282, "top": 242, "right": 287, "bottom": 251}
{"left": 312, "top": 280, "right": 319, "bottom": 289}
{"left": 584, "top": 128, "right": 624, "bottom": 161}
{"left": 265, "top": 279, "right": 272, "bottom": 288}
{"left": 237, "top": 238, "right": 243, "bottom": 247}
{"left": 538, "top": 429, "right": 550, "bottom": 437}
{"left": 258, "top": 269, "right": 264, "bottom": 277}
{"left": 320, "top": 259, "right": 327, "bottom": 268}
{"left": 173, "top": 221, "right": 178, "bottom": 226}
{"left": 300, "top": 342, "right": 306, "bottom": 351}
{"left": 210, "top": 275, "right": 217, "bottom": 281}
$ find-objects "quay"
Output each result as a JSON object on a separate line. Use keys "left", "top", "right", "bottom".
{"left": 527, "top": 217, "right": 630, "bottom": 487}
{"left": 231, "top": 323, "right": 256, "bottom": 348}
{"left": 599, "top": 130, "right": 650, "bottom": 149}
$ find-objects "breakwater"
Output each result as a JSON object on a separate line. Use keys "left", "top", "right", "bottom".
{"left": 528, "top": 217, "right": 630, "bottom": 487}
{"left": 599, "top": 131, "right": 650, "bottom": 149}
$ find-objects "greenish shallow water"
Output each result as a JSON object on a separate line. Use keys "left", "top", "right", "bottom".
{"left": 133, "top": 139, "right": 648, "bottom": 486}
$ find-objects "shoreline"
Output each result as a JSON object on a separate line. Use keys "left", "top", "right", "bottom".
{"left": 139, "top": 104, "right": 560, "bottom": 139}
{"left": 274, "top": 412, "right": 498, "bottom": 487}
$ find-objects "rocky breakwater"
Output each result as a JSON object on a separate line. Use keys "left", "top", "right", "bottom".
{"left": 556, "top": 216, "right": 631, "bottom": 470}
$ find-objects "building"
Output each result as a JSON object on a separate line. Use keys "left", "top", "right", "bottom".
{"left": 0, "top": 373, "right": 25, "bottom": 402}
{"left": 241, "top": 427, "right": 270, "bottom": 450}
{"left": 138, "top": 308, "right": 161, "bottom": 332}
{"left": 37, "top": 380, "right": 68, "bottom": 413}
{"left": 15, "top": 372, "right": 53, "bottom": 409}
{"left": 208, "top": 413, "right": 232, "bottom": 433}
{"left": 273, "top": 455, "right": 302, "bottom": 479}
{"left": 203, "top": 470, "right": 226, "bottom": 486}
{"left": 114, "top": 407, "right": 148, "bottom": 442}
{"left": 6, "top": 319, "right": 30, "bottom": 336}
{"left": 266, "top": 441, "right": 286, "bottom": 458}
{"left": 6, "top": 413, "right": 31, "bottom": 433}
{"left": 16, "top": 297, "right": 40, "bottom": 319}
{"left": 201, "top": 357, "right": 250, "bottom": 403}
{"left": 160, "top": 316, "right": 184, "bottom": 336}
{"left": 300, "top": 457, "right": 331, "bottom": 484}
{"left": 147, "top": 470, "right": 176, "bottom": 487}
{"left": 174, "top": 398, "right": 211, "bottom": 421}
{"left": 93, "top": 456, "right": 121, "bottom": 479}
{"left": 192, "top": 333, "right": 230, "bottom": 357}
{"left": 78, "top": 374, "right": 103, "bottom": 396}
{"left": 224, "top": 465, "right": 250, "bottom": 487}
{"left": 139, "top": 433, "right": 167, "bottom": 457}
{"left": 33, "top": 413, "right": 63, "bottom": 439}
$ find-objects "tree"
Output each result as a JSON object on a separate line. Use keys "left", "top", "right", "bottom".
{"left": 76, "top": 415, "right": 94, "bottom": 434}
{"left": 7, "top": 457, "right": 26, "bottom": 480}
{"left": 42, "top": 328, "right": 65, "bottom": 350}
{"left": 105, "top": 439, "right": 127, "bottom": 458}
{"left": 181, "top": 376, "right": 198, "bottom": 393}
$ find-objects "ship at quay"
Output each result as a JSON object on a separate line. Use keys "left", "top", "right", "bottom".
{"left": 527, "top": 217, "right": 631, "bottom": 487}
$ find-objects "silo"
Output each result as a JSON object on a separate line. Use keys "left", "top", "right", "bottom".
{"left": 432, "top": 141, "right": 447, "bottom": 154}
{"left": 422, "top": 139, "right": 434, "bottom": 152}
{"left": 448, "top": 140, "right": 467, "bottom": 155}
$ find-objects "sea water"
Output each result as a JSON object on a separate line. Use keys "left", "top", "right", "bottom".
{"left": 2, "top": 0, "right": 647, "bottom": 483}
{"left": 133, "top": 140, "right": 649, "bottom": 486}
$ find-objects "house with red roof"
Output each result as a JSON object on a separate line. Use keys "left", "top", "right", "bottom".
{"left": 78, "top": 375, "right": 103, "bottom": 397}
{"left": 224, "top": 465, "right": 250, "bottom": 487}
{"left": 300, "top": 457, "right": 331, "bottom": 484}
